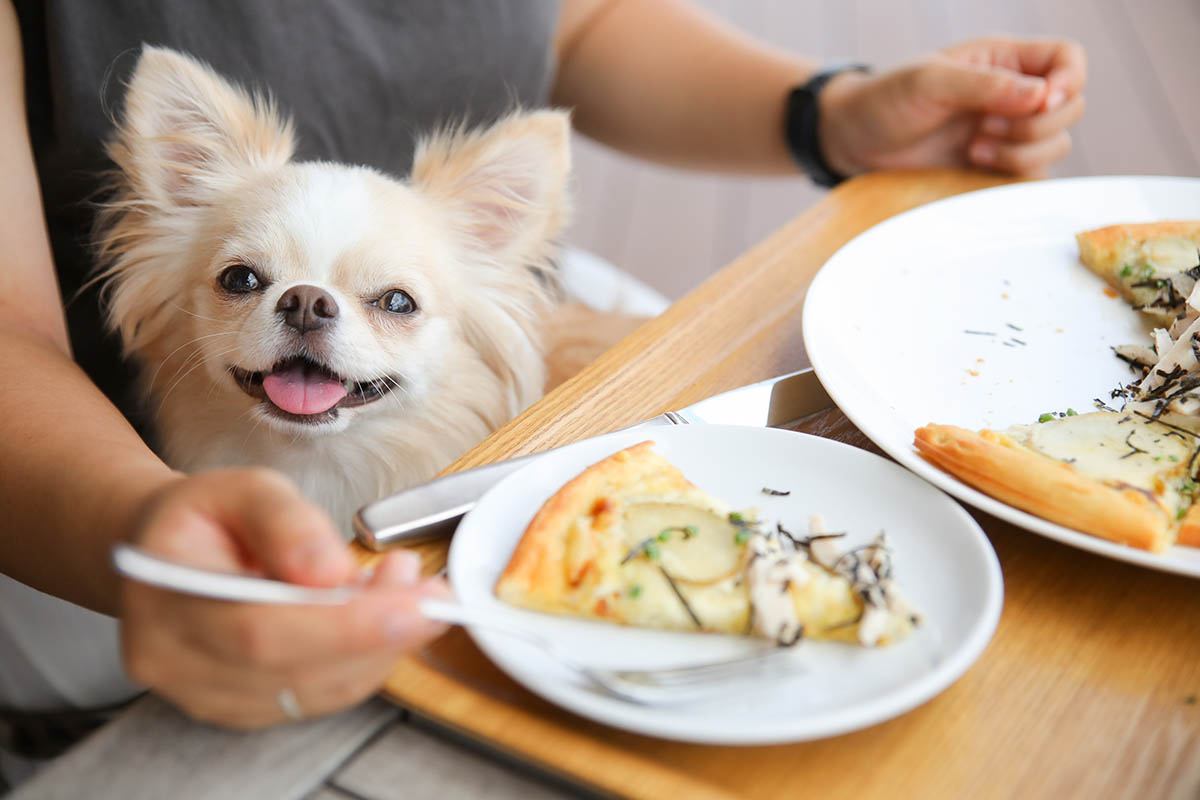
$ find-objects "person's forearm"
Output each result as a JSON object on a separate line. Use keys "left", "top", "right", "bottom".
{"left": 0, "top": 328, "right": 178, "bottom": 615}
{"left": 553, "top": 0, "right": 815, "bottom": 174}
{"left": 0, "top": 2, "right": 178, "bottom": 615}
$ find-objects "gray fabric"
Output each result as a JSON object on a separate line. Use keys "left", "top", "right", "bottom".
{"left": 13, "top": 0, "right": 561, "bottom": 421}
{"left": 0, "top": 575, "right": 136, "bottom": 710}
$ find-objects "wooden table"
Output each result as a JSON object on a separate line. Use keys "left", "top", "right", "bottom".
{"left": 16, "top": 169, "right": 1200, "bottom": 800}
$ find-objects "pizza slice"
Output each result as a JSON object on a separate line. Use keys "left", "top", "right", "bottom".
{"left": 495, "top": 441, "right": 918, "bottom": 647}
{"left": 1076, "top": 221, "right": 1200, "bottom": 323}
{"left": 914, "top": 411, "right": 1200, "bottom": 553}
{"left": 914, "top": 220, "right": 1200, "bottom": 553}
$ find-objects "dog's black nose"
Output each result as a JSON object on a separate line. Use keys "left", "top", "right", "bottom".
{"left": 276, "top": 284, "right": 339, "bottom": 333}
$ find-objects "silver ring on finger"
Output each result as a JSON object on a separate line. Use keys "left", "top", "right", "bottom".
{"left": 276, "top": 687, "right": 304, "bottom": 722}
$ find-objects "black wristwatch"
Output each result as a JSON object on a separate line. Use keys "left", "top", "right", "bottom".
{"left": 784, "top": 64, "right": 871, "bottom": 188}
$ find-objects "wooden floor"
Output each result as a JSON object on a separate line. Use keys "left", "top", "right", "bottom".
{"left": 567, "top": 0, "right": 1200, "bottom": 300}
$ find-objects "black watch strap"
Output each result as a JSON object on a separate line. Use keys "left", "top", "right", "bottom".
{"left": 785, "top": 64, "right": 870, "bottom": 188}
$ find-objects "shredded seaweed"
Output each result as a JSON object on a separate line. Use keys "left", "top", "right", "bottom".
{"left": 620, "top": 537, "right": 661, "bottom": 565}
{"left": 657, "top": 566, "right": 702, "bottom": 630}
{"left": 1119, "top": 430, "right": 1148, "bottom": 459}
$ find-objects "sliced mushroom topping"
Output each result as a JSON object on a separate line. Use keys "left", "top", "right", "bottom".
{"left": 857, "top": 604, "right": 891, "bottom": 647}
{"left": 806, "top": 514, "right": 842, "bottom": 568}
{"left": 1172, "top": 311, "right": 1200, "bottom": 340}
{"left": 1113, "top": 344, "right": 1159, "bottom": 368}
{"left": 1113, "top": 309, "right": 1200, "bottom": 417}
{"left": 1154, "top": 328, "right": 1175, "bottom": 357}
{"left": 1137, "top": 315, "right": 1200, "bottom": 397}
{"left": 745, "top": 530, "right": 808, "bottom": 645}
{"left": 744, "top": 522, "right": 916, "bottom": 647}
{"left": 1169, "top": 396, "right": 1200, "bottom": 415}
{"left": 879, "top": 577, "right": 918, "bottom": 619}
{"left": 1170, "top": 271, "right": 1198, "bottom": 304}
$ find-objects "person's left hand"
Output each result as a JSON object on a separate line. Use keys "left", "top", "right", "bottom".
{"left": 818, "top": 36, "right": 1087, "bottom": 178}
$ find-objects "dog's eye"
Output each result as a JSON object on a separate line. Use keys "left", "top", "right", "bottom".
{"left": 218, "top": 265, "right": 263, "bottom": 294}
{"left": 378, "top": 289, "right": 416, "bottom": 315}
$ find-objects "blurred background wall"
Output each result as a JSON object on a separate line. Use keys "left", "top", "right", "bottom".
{"left": 566, "top": 0, "right": 1200, "bottom": 300}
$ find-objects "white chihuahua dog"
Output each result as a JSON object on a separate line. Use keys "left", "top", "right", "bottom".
{"left": 95, "top": 47, "right": 569, "bottom": 531}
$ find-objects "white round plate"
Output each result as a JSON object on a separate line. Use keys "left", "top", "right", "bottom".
{"left": 448, "top": 425, "right": 1002, "bottom": 745}
{"left": 802, "top": 175, "right": 1200, "bottom": 578}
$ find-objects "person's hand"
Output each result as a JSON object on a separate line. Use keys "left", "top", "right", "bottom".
{"left": 119, "top": 468, "right": 449, "bottom": 730}
{"left": 818, "top": 36, "right": 1087, "bottom": 178}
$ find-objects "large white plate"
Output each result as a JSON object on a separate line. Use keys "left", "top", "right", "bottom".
{"left": 448, "top": 425, "right": 1002, "bottom": 745}
{"left": 802, "top": 175, "right": 1200, "bottom": 578}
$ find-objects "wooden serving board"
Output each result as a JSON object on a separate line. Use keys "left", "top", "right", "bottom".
{"left": 354, "top": 170, "right": 1200, "bottom": 799}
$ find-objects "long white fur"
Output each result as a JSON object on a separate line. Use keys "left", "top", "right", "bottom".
{"left": 95, "top": 47, "right": 570, "bottom": 532}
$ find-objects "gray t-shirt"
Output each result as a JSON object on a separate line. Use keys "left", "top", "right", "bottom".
{"left": 5, "top": 0, "right": 560, "bottom": 715}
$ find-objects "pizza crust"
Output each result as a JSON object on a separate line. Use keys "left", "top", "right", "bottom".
{"left": 495, "top": 441, "right": 728, "bottom": 620}
{"left": 1178, "top": 505, "right": 1200, "bottom": 548}
{"left": 913, "top": 424, "right": 1172, "bottom": 553}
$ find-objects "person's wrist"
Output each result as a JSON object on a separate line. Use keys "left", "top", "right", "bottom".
{"left": 91, "top": 464, "right": 184, "bottom": 613}
{"left": 815, "top": 68, "right": 874, "bottom": 179}
{"left": 112, "top": 464, "right": 186, "bottom": 529}
{"left": 785, "top": 64, "right": 871, "bottom": 187}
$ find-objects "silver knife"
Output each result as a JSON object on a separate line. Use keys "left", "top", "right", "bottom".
{"left": 353, "top": 368, "right": 832, "bottom": 550}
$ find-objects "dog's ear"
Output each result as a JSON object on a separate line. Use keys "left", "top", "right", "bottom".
{"left": 411, "top": 111, "right": 569, "bottom": 414}
{"left": 111, "top": 46, "right": 295, "bottom": 208}
{"left": 97, "top": 47, "right": 294, "bottom": 354}
{"left": 411, "top": 110, "right": 571, "bottom": 266}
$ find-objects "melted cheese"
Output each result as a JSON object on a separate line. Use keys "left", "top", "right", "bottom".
{"left": 1144, "top": 235, "right": 1200, "bottom": 272}
{"left": 1005, "top": 412, "right": 1200, "bottom": 514}
{"left": 1113, "top": 236, "right": 1200, "bottom": 314}
{"left": 1116, "top": 235, "right": 1199, "bottom": 284}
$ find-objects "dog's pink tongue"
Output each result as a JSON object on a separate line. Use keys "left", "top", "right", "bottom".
{"left": 262, "top": 363, "right": 347, "bottom": 415}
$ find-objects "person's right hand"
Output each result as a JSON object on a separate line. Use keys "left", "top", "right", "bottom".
{"left": 819, "top": 36, "right": 1087, "bottom": 178}
{"left": 119, "top": 468, "right": 449, "bottom": 729}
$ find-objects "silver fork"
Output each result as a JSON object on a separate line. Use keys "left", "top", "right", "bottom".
{"left": 112, "top": 544, "right": 792, "bottom": 705}
{"left": 417, "top": 597, "right": 792, "bottom": 704}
